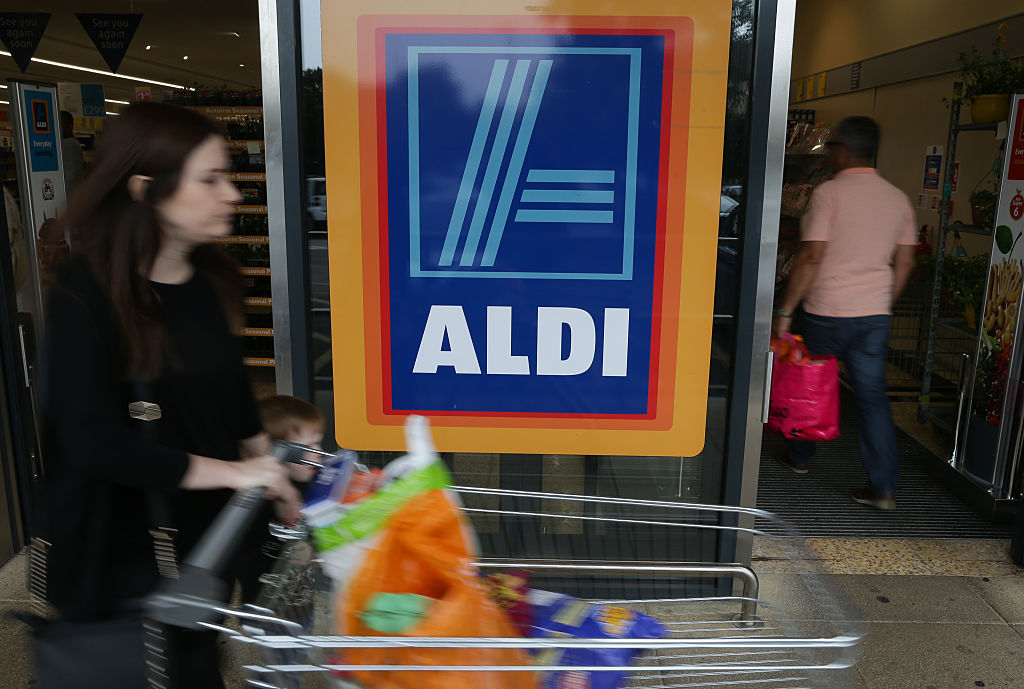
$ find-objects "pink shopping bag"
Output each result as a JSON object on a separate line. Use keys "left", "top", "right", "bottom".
{"left": 765, "top": 350, "right": 840, "bottom": 441}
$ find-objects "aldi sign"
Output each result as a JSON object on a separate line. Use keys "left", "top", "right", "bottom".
{"left": 325, "top": 5, "right": 731, "bottom": 456}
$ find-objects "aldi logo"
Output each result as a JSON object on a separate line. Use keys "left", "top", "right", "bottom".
{"left": 31, "top": 99, "right": 50, "bottom": 133}
{"left": 406, "top": 47, "right": 644, "bottom": 280}
{"left": 383, "top": 29, "right": 667, "bottom": 418}
{"left": 327, "top": 10, "right": 728, "bottom": 456}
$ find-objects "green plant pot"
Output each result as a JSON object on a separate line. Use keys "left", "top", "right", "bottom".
{"left": 971, "top": 94, "right": 1011, "bottom": 124}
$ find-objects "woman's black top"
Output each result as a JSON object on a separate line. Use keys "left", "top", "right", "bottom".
{"left": 40, "top": 258, "right": 262, "bottom": 621}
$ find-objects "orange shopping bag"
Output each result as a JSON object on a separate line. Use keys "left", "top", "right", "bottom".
{"left": 336, "top": 489, "right": 536, "bottom": 689}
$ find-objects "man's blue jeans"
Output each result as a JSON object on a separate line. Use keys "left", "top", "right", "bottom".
{"left": 786, "top": 312, "right": 899, "bottom": 494}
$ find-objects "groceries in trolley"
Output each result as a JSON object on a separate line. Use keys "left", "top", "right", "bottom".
{"left": 484, "top": 569, "right": 668, "bottom": 689}
{"left": 298, "top": 416, "right": 666, "bottom": 689}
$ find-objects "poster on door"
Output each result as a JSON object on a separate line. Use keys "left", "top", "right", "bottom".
{"left": 922, "top": 145, "right": 942, "bottom": 190}
{"left": 322, "top": 1, "right": 732, "bottom": 455}
{"left": 964, "top": 94, "right": 1024, "bottom": 484}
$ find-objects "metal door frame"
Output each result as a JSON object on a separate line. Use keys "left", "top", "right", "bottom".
{"left": 0, "top": 185, "right": 34, "bottom": 554}
{"left": 259, "top": 0, "right": 312, "bottom": 400}
{"left": 720, "top": 0, "right": 797, "bottom": 563}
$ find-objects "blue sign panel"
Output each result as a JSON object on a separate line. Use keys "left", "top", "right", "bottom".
{"left": 384, "top": 33, "right": 667, "bottom": 416}
{"left": 81, "top": 84, "right": 106, "bottom": 117}
{"left": 23, "top": 89, "right": 59, "bottom": 173}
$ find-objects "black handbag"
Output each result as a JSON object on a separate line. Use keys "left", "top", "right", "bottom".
{"left": 27, "top": 380, "right": 176, "bottom": 689}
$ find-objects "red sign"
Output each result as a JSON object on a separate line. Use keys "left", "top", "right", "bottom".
{"left": 952, "top": 161, "right": 960, "bottom": 192}
{"left": 1011, "top": 189, "right": 1024, "bottom": 221}
{"left": 1009, "top": 99, "right": 1024, "bottom": 180}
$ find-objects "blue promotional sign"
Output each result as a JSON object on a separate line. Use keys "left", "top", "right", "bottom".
{"left": 81, "top": 84, "right": 106, "bottom": 117}
{"left": 23, "top": 89, "right": 59, "bottom": 173}
{"left": 923, "top": 146, "right": 942, "bottom": 191}
{"left": 386, "top": 33, "right": 665, "bottom": 416}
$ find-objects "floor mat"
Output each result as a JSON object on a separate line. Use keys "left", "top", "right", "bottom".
{"left": 756, "top": 392, "right": 1013, "bottom": 539}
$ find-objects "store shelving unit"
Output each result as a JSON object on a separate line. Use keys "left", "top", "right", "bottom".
{"left": 776, "top": 114, "right": 831, "bottom": 293}
{"left": 191, "top": 105, "right": 276, "bottom": 372}
{"left": 918, "top": 92, "right": 1001, "bottom": 431}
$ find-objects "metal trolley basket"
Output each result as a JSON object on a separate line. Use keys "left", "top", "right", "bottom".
{"left": 147, "top": 456, "right": 864, "bottom": 689}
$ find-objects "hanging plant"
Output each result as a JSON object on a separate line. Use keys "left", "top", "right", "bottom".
{"left": 944, "top": 26, "right": 1024, "bottom": 122}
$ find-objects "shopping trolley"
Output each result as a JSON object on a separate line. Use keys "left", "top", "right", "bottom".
{"left": 145, "top": 447, "right": 865, "bottom": 689}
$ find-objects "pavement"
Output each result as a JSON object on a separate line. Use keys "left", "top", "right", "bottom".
{"left": 0, "top": 536, "right": 1021, "bottom": 688}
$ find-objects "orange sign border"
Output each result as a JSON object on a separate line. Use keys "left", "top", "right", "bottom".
{"left": 324, "top": 2, "right": 731, "bottom": 456}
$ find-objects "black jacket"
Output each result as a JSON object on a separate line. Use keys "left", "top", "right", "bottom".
{"left": 39, "top": 259, "right": 261, "bottom": 620}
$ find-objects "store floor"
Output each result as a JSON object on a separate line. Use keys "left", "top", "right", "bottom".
{"left": 0, "top": 539, "right": 1020, "bottom": 689}
{"left": 757, "top": 389, "right": 1012, "bottom": 539}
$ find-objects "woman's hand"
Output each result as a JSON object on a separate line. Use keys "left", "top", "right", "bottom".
{"left": 181, "top": 454, "right": 303, "bottom": 525}
{"left": 234, "top": 455, "right": 302, "bottom": 525}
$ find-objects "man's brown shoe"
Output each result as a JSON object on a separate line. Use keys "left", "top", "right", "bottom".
{"left": 851, "top": 486, "right": 896, "bottom": 510}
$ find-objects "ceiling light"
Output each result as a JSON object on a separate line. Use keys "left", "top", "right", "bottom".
{"left": 0, "top": 100, "right": 8, "bottom": 105}
{"left": 105, "top": 98, "right": 129, "bottom": 105}
{"left": 183, "top": 56, "right": 189, "bottom": 60}
{"left": 0, "top": 50, "right": 185, "bottom": 89}
{"left": 145, "top": 45, "right": 151, "bottom": 50}
{"left": 239, "top": 64, "right": 244, "bottom": 67}
{"left": 106, "top": 111, "right": 118, "bottom": 116}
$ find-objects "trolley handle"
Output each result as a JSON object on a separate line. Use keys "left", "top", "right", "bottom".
{"left": 146, "top": 441, "right": 319, "bottom": 629}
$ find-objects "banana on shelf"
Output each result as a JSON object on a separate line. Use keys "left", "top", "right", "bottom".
{"left": 983, "top": 258, "right": 1024, "bottom": 349}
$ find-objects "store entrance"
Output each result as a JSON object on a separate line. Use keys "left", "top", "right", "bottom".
{"left": 760, "top": 6, "right": 1024, "bottom": 535}
{"left": 0, "top": 0, "right": 270, "bottom": 562}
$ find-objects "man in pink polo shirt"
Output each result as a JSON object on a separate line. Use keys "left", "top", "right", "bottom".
{"left": 772, "top": 116, "right": 917, "bottom": 510}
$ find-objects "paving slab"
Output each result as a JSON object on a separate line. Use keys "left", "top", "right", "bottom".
{"left": 967, "top": 576, "right": 1024, "bottom": 624}
{"left": 751, "top": 571, "right": 829, "bottom": 622}
{"left": 856, "top": 622, "right": 1024, "bottom": 689}
{"left": 834, "top": 575, "right": 1005, "bottom": 624}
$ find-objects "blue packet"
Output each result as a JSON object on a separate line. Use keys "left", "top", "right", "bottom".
{"left": 300, "top": 449, "right": 358, "bottom": 523}
{"left": 528, "top": 589, "right": 667, "bottom": 689}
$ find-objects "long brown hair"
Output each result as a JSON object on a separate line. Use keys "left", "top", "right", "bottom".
{"left": 59, "top": 102, "right": 243, "bottom": 378}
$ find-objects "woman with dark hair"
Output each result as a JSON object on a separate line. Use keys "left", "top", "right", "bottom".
{"left": 38, "top": 102, "right": 299, "bottom": 688}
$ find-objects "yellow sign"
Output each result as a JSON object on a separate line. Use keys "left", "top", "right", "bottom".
{"left": 816, "top": 72, "right": 827, "bottom": 98}
{"left": 323, "top": 1, "right": 732, "bottom": 456}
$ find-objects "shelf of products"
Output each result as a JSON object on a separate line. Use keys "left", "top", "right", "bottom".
{"left": 776, "top": 111, "right": 832, "bottom": 289}
{"left": 942, "top": 224, "right": 992, "bottom": 237}
{"left": 953, "top": 121, "right": 1001, "bottom": 133}
{"left": 194, "top": 104, "right": 272, "bottom": 369}
{"left": 228, "top": 173, "right": 266, "bottom": 182}
{"left": 937, "top": 318, "right": 977, "bottom": 339}
{"left": 216, "top": 235, "right": 269, "bottom": 244}
{"left": 918, "top": 88, "right": 1001, "bottom": 428}
{"left": 191, "top": 106, "right": 263, "bottom": 116}
{"left": 240, "top": 266, "right": 272, "bottom": 277}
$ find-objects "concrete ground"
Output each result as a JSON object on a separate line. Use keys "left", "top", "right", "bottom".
{"left": 0, "top": 537, "right": 1021, "bottom": 688}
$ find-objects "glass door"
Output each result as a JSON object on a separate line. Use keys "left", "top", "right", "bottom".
{"left": 259, "top": 0, "right": 794, "bottom": 568}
